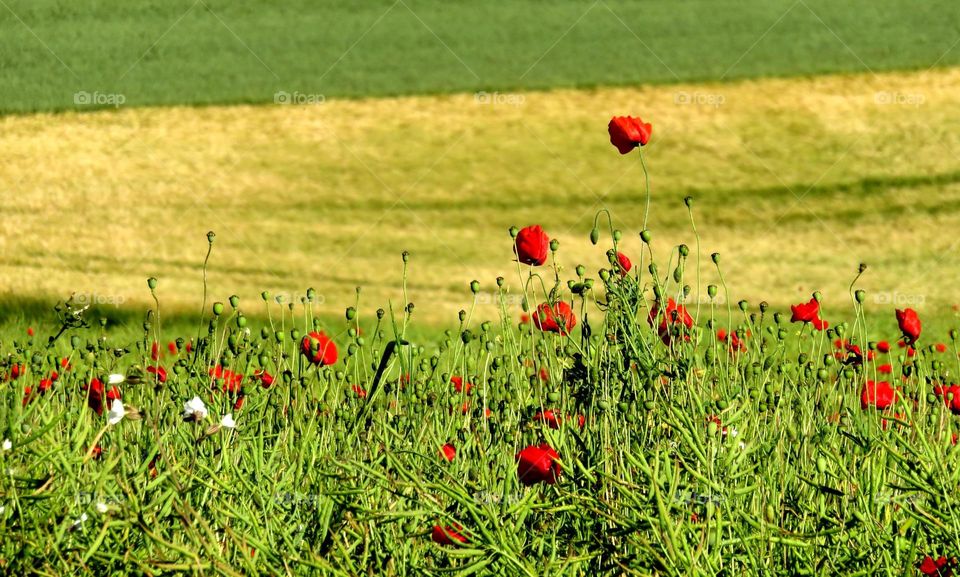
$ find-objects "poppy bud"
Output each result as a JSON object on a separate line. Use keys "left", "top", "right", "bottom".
{"left": 458, "top": 310, "right": 467, "bottom": 322}
{"left": 598, "top": 269, "right": 610, "bottom": 282}
{"left": 812, "top": 291, "right": 822, "bottom": 303}
{"left": 652, "top": 285, "right": 662, "bottom": 299}
{"left": 738, "top": 300, "right": 748, "bottom": 312}
{"left": 237, "top": 315, "right": 247, "bottom": 328}
{"left": 778, "top": 329, "right": 788, "bottom": 340}
{"left": 854, "top": 290, "right": 866, "bottom": 304}
{"left": 575, "top": 265, "right": 586, "bottom": 277}
{"left": 589, "top": 228, "right": 600, "bottom": 245}
{"left": 401, "top": 251, "right": 410, "bottom": 263}
{"left": 858, "top": 263, "right": 867, "bottom": 273}
{"left": 549, "top": 239, "right": 559, "bottom": 252}
{"left": 229, "top": 295, "right": 240, "bottom": 308}
{"left": 648, "top": 263, "right": 658, "bottom": 276}
{"left": 261, "top": 291, "right": 270, "bottom": 301}
{"left": 306, "top": 287, "right": 317, "bottom": 301}
{"left": 376, "top": 308, "right": 385, "bottom": 320}
{"left": 496, "top": 276, "right": 504, "bottom": 287}
{"left": 99, "top": 317, "right": 107, "bottom": 328}
{"left": 71, "top": 335, "right": 81, "bottom": 349}
{"left": 684, "top": 196, "right": 693, "bottom": 208}
{"left": 212, "top": 302, "right": 224, "bottom": 316}
{"left": 583, "top": 279, "right": 594, "bottom": 289}
{"left": 147, "top": 277, "right": 158, "bottom": 290}
{"left": 546, "top": 391, "right": 560, "bottom": 402}
{"left": 274, "top": 331, "right": 285, "bottom": 343}
{"left": 673, "top": 267, "right": 682, "bottom": 283}
{"left": 345, "top": 307, "right": 356, "bottom": 321}
{"left": 612, "top": 229, "right": 622, "bottom": 242}
{"left": 470, "top": 280, "right": 480, "bottom": 294}
{"left": 711, "top": 253, "right": 720, "bottom": 264}
{"left": 682, "top": 285, "right": 691, "bottom": 298}
{"left": 707, "top": 285, "right": 718, "bottom": 299}
{"left": 835, "top": 324, "right": 845, "bottom": 337}
{"left": 206, "top": 231, "right": 216, "bottom": 244}
{"left": 291, "top": 328, "right": 300, "bottom": 341}
{"left": 951, "top": 329, "right": 958, "bottom": 341}
{"left": 640, "top": 230, "right": 652, "bottom": 243}
{"left": 509, "top": 226, "right": 519, "bottom": 239}
{"left": 678, "top": 244, "right": 689, "bottom": 258}
{"left": 461, "top": 330, "right": 473, "bottom": 344}
{"left": 143, "top": 321, "right": 151, "bottom": 331}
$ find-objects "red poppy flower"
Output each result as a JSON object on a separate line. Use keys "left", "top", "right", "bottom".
{"left": 534, "top": 410, "right": 562, "bottom": 429}
{"left": 616, "top": 252, "right": 632, "bottom": 276}
{"left": 608, "top": 116, "right": 652, "bottom": 154}
{"left": 8, "top": 363, "right": 24, "bottom": 380}
{"left": 876, "top": 341, "right": 891, "bottom": 353}
{"left": 896, "top": 308, "right": 921, "bottom": 344}
{"left": 351, "top": 384, "right": 367, "bottom": 398}
{"left": 234, "top": 395, "right": 246, "bottom": 411}
{"left": 533, "top": 301, "right": 577, "bottom": 335}
{"left": 147, "top": 365, "right": 167, "bottom": 383}
{"left": 26, "top": 327, "right": 34, "bottom": 337}
{"left": 933, "top": 384, "right": 960, "bottom": 414}
{"left": 301, "top": 331, "right": 338, "bottom": 366}
{"left": 877, "top": 364, "right": 893, "bottom": 374}
{"left": 167, "top": 342, "right": 178, "bottom": 355}
{"left": 538, "top": 367, "right": 550, "bottom": 382}
{"left": 790, "top": 298, "right": 828, "bottom": 330}
{"left": 519, "top": 313, "right": 531, "bottom": 325}
{"left": 151, "top": 341, "right": 160, "bottom": 361}
{"left": 451, "top": 376, "right": 472, "bottom": 395}
{"left": 431, "top": 524, "right": 467, "bottom": 546}
{"left": 919, "top": 555, "right": 951, "bottom": 576}
{"left": 90, "top": 444, "right": 103, "bottom": 460}
{"left": 514, "top": 225, "right": 549, "bottom": 266}
{"left": 22, "top": 385, "right": 34, "bottom": 407}
{"left": 648, "top": 298, "right": 693, "bottom": 345}
{"left": 254, "top": 370, "right": 275, "bottom": 388}
{"left": 937, "top": 343, "right": 948, "bottom": 353}
{"left": 860, "top": 380, "right": 895, "bottom": 410}
{"left": 516, "top": 443, "right": 561, "bottom": 486}
{"left": 717, "top": 328, "right": 746, "bottom": 352}
{"left": 60, "top": 357, "right": 71, "bottom": 370}
{"left": 844, "top": 343, "right": 875, "bottom": 366}
{"left": 440, "top": 443, "right": 456, "bottom": 462}
{"left": 38, "top": 377, "right": 53, "bottom": 393}
{"left": 85, "top": 379, "right": 122, "bottom": 416}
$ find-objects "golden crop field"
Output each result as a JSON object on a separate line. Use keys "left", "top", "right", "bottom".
{"left": 2, "top": 68, "right": 960, "bottom": 325}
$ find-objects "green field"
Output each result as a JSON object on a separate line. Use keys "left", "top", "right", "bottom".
{"left": 1, "top": 0, "right": 959, "bottom": 114}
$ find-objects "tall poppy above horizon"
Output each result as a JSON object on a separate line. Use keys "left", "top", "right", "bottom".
{"left": 514, "top": 225, "right": 549, "bottom": 266}
{"left": 648, "top": 298, "right": 693, "bottom": 345}
{"left": 608, "top": 116, "right": 652, "bottom": 154}
{"left": 301, "top": 331, "right": 338, "bottom": 366}
{"left": 533, "top": 301, "right": 577, "bottom": 335}
{"left": 896, "top": 308, "right": 921, "bottom": 344}
{"left": 516, "top": 443, "right": 561, "bottom": 486}
{"left": 790, "top": 297, "right": 829, "bottom": 330}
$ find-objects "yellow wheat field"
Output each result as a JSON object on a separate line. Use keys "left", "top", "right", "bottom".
{"left": 2, "top": 68, "right": 960, "bottom": 324}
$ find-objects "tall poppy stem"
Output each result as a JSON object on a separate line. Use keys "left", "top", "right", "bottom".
{"left": 638, "top": 147, "right": 651, "bottom": 231}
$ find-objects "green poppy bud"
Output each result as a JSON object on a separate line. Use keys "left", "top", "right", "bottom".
{"left": 345, "top": 307, "right": 356, "bottom": 321}
{"left": 147, "top": 277, "right": 158, "bottom": 290}
{"left": 401, "top": 251, "right": 410, "bottom": 263}
{"left": 589, "top": 228, "right": 600, "bottom": 245}
{"left": 707, "top": 285, "right": 718, "bottom": 299}
{"left": 549, "top": 239, "right": 560, "bottom": 252}
{"left": 212, "top": 302, "right": 224, "bottom": 316}
{"left": 711, "top": 252, "right": 720, "bottom": 264}
{"left": 678, "top": 244, "right": 689, "bottom": 258}
{"left": 612, "top": 229, "right": 623, "bottom": 242}
{"left": 640, "top": 230, "right": 652, "bottom": 243}
{"left": 206, "top": 231, "right": 216, "bottom": 244}
{"left": 509, "top": 226, "right": 519, "bottom": 239}
{"left": 261, "top": 291, "right": 270, "bottom": 301}
{"left": 229, "top": 294, "right": 240, "bottom": 308}
{"left": 470, "top": 280, "right": 480, "bottom": 294}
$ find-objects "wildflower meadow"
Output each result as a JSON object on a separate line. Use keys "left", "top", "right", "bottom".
{"left": 1, "top": 116, "right": 958, "bottom": 576}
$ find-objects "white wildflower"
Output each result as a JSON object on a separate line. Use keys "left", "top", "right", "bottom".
{"left": 96, "top": 502, "right": 108, "bottom": 514}
{"left": 108, "top": 374, "right": 125, "bottom": 385}
{"left": 72, "top": 513, "right": 88, "bottom": 528}
{"left": 220, "top": 414, "right": 236, "bottom": 429}
{"left": 183, "top": 396, "right": 208, "bottom": 420}
{"left": 1, "top": 439, "right": 11, "bottom": 451}
{"left": 107, "top": 399, "right": 126, "bottom": 426}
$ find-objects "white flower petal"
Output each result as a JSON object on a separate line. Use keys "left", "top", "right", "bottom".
{"left": 107, "top": 399, "right": 126, "bottom": 426}
{"left": 220, "top": 414, "right": 236, "bottom": 429}
{"left": 108, "top": 374, "right": 125, "bottom": 385}
{"left": 1, "top": 439, "right": 11, "bottom": 451}
{"left": 182, "top": 396, "right": 208, "bottom": 420}
{"left": 96, "top": 502, "right": 108, "bottom": 514}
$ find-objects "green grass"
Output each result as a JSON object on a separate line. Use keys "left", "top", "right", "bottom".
{"left": 1, "top": 0, "right": 960, "bottom": 114}
{"left": 1, "top": 226, "right": 959, "bottom": 575}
